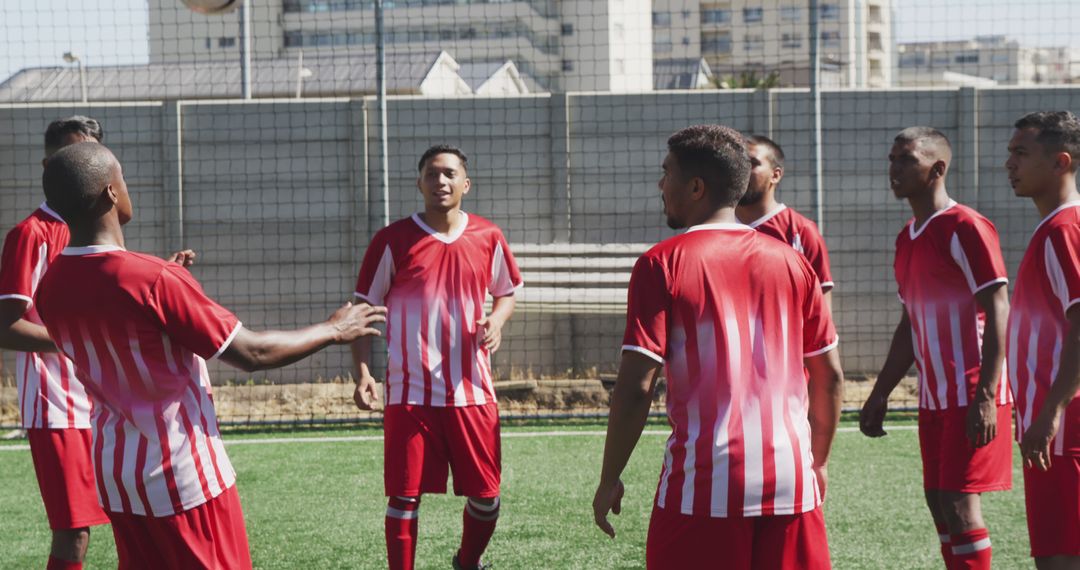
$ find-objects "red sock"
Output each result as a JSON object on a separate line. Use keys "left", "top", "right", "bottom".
{"left": 949, "top": 528, "right": 991, "bottom": 570}
{"left": 385, "top": 496, "right": 420, "bottom": 570}
{"left": 46, "top": 556, "right": 82, "bottom": 570}
{"left": 457, "top": 497, "right": 500, "bottom": 568}
{"left": 935, "top": 523, "right": 953, "bottom": 567}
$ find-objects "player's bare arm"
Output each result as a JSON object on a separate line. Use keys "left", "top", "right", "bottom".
{"left": 1021, "top": 306, "right": 1080, "bottom": 472}
{"left": 860, "top": 309, "right": 915, "bottom": 437}
{"left": 0, "top": 298, "right": 56, "bottom": 353}
{"left": 806, "top": 348, "right": 844, "bottom": 498}
{"left": 967, "top": 283, "right": 1009, "bottom": 448}
{"left": 478, "top": 295, "right": 515, "bottom": 353}
{"left": 350, "top": 323, "right": 380, "bottom": 411}
{"left": 221, "top": 302, "right": 386, "bottom": 372}
{"left": 593, "top": 350, "right": 661, "bottom": 539}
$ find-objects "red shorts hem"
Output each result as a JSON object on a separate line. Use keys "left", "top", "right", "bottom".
{"left": 27, "top": 428, "right": 110, "bottom": 531}
{"left": 918, "top": 405, "right": 1013, "bottom": 492}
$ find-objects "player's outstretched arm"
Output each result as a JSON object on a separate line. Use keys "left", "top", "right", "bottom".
{"left": 967, "top": 283, "right": 1009, "bottom": 448}
{"left": 806, "top": 347, "right": 844, "bottom": 499}
{"left": 0, "top": 299, "right": 56, "bottom": 352}
{"left": 221, "top": 302, "right": 386, "bottom": 373}
{"left": 478, "top": 295, "right": 515, "bottom": 353}
{"left": 593, "top": 350, "right": 662, "bottom": 539}
{"left": 1021, "top": 307, "right": 1080, "bottom": 471}
{"left": 860, "top": 309, "right": 915, "bottom": 437}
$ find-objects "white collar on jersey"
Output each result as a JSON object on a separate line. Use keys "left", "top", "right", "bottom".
{"left": 741, "top": 203, "right": 787, "bottom": 229}
{"left": 38, "top": 202, "right": 65, "bottom": 223}
{"left": 908, "top": 199, "right": 958, "bottom": 240}
{"left": 685, "top": 222, "right": 754, "bottom": 233}
{"left": 1033, "top": 199, "right": 1080, "bottom": 236}
{"left": 411, "top": 211, "right": 469, "bottom": 244}
{"left": 61, "top": 245, "right": 126, "bottom": 256}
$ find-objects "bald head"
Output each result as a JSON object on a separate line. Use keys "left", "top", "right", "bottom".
{"left": 42, "top": 142, "right": 119, "bottom": 224}
{"left": 894, "top": 126, "right": 953, "bottom": 167}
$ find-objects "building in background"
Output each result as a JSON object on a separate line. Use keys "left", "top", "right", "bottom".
{"left": 652, "top": 0, "right": 893, "bottom": 88}
{"left": 896, "top": 36, "right": 1080, "bottom": 86}
{"left": 148, "top": 0, "right": 652, "bottom": 93}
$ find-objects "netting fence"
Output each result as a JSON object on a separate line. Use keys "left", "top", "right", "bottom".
{"left": 1, "top": 0, "right": 1078, "bottom": 426}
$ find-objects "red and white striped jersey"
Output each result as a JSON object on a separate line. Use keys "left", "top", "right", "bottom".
{"left": 354, "top": 213, "right": 523, "bottom": 407}
{"left": 36, "top": 246, "right": 241, "bottom": 516}
{"left": 1008, "top": 201, "right": 1080, "bottom": 457}
{"left": 0, "top": 203, "right": 92, "bottom": 429}
{"left": 622, "top": 223, "right": 838, "bottom": 518}
{"left": 894, "top": 201, "right": 1011, "bottom": 410}
{"left": 743, "top": 204, "right": 834, "bottom": 290}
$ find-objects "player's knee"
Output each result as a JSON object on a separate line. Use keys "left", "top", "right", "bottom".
{"left": 937, "top": 491, "right": 983, "bottom": 528}
{"left": 465, "top": 496, "right": 500, "bottom": 520}
{"left": 50, "top": 527, "right": 90, "bottom": 561}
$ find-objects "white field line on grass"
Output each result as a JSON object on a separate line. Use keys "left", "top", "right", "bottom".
{"left": 0, "top": 425, "right": 918, "bottom": 452}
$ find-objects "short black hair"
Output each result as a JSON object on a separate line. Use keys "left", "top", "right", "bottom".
{"left": 894, "top": 126, "right": 952, "bottom": 164}
{"left": 667, "top": 125, "right": 751, "bottom": 207}
{"left": 44, "top": 116, "right": 103, "bottom": 154}
{"left": 42, "top": 142, "right": 116, "bottom": 224}
{"left": 1014, "top": 111, "right": 1080, "bottom": 172}
{"left": 418, "top": 145, "right": 468, "bottom": 173}
{"left": 746, "top": 134, "right": 785, "bottom": 170}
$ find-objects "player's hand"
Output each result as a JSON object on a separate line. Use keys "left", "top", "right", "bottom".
{"left": 965, "top": 397, "right": 997, "bottom": 448}
{"left": 592, "top": 479, "right": 625, "bottom": 539}
{"left": 166, "top": 249, "right": 196, "bottom": 267}
{"left": 353, "top": 374, "right": 381, "bottom": 411}
{"left": 477, "top": 313, "right": 506, "bottom": 353}
{"left": 859, "top": 393, "right": 888, "bottom": 437}
{"left": 1020, "top": 413, "right": 1058, "bottom": 471}
{"left": 813, "top": 463, "right": 828, "bottom": 500}
{"left": 328, "top": 302, "right": 387, "bottom": 343}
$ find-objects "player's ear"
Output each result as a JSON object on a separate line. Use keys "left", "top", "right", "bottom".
{"left": 931, "top": 160, "right": 946, "bottom": 179}
{"left": 104, "top": 183, "right": 118, "bottom": 206}
{"left": 690, "top": 177, "right": 707, "bottom": 201}
{"left": 1055, "top": 151, "right": 1073, "bottom": 175}
{"left": 772, "top": 166, "right": 784, "bottom": 185}
{"left": 462, "top": 176, "right": 471, "bottom": 195}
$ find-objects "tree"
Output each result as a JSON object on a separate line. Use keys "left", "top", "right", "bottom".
{"left": 710, "top": 70, "right": 782, "bottom": 90}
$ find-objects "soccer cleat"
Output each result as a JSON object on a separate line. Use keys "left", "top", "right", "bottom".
{"left": 451, "top": 551, "right": 489, "bottom": 570}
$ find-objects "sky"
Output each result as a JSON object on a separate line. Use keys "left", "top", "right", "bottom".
{"left": 2, "top": 0, "right": 1080, "bottom": 84}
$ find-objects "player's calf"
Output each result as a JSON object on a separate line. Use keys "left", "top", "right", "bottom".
{"left": 455, "top": 496, "right": 500, "bottom": 570}
{"left": 386, "top": 496, "right": 421, "bottom": 570}
{"left": 47, "top": 527, "right": 89, "bottom": 569}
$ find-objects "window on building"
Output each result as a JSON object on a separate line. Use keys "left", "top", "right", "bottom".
{"left": 780, "top": 6, "right": 801, "bottom": 21}
{"left": 654, "top": 40, "right": 674, "bottom": 53}
{"left": 743, "top": 7, "right": 764, "bottom": 23}
{"left": 702, "top": 32, "right": 732, "bottom": 54}
{"left": 561, "top": 23, "right": 574, "bottom": 36}
{"left": 652, "top": 12, "right": 671, "bottom": 27}
{"left": 820, "top": 4, "right": 839, "bottom": 20}
{"left": 218, "top": 37, "right": 236, "bottom": 48}
{"left": 205, "top": 38, "right": 212, "bottom": 49}
{"left": 992, "top": 53, "right": 1010, "bottom": 64}
{"left": 284, "top": 31, "right": 303, "bottom": 47}
{"left": 931, "top": 54, "right": 950, "bottom": 66}
{"left": 682, "top": 10, "right": 692, "bottom": 19}
{"left": 782, "top": 32, "right": 802, "bottom": 49}
{"left": 744, "top": 34, "right": 764, "bottom": 52}
{"left": 682, "top": 36, "right": 691, "bottom": 45}
{"left": 701, "top": 8, "right": 731, "bottom": 24}
{"left": 955, "top": 52, "right": 979, "bottom": 64}
{"left": 562, "top": 59, "right": 574, "bottom": 72}
{"left": 868, "top": 32, "right": 882, "bottom": 51}
{"left": 821, "top": 30, "right": 840, "bottom": 47}
{"left": 898, "top": 52, "right": 928, "bottom": 67}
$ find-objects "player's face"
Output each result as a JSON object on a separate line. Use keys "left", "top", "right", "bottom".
{"left": 741, "top": 144, "right": 780, "bottom": 206}
{"left": 417, "top": 153, "right": 470, "bottom": 213}
{"left": 888, "top": 140, "right": 933, "bottom": 200}
{"left": 111, "top": 159, "right": 133, "bottom": 225}
{"left": 1006, "top": 128, "right": 1059, "bottom": 199}
{"left": 659, "top": 151, "right": 691, "bottom": 229}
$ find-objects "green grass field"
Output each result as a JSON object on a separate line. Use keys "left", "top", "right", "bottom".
{"left": 0, "top": 418, "right": 1030, "bottom": 569}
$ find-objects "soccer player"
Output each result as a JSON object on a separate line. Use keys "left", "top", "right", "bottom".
{"left": 860, "top": 127, "right": 1012, "bottom": 569}
{"left": 34, "top": 141, "right": 387, "bottom": 569}
{"left": 736, "top": 134, "right": 835, "bottom": 311}
{"left": 1005, "top": 111, "right": 1080, "bottom": 569}
{"left": 592, "top": 125, "right": 844, "bottom": 569}
{"left": 350, "top": 145, "right": 522, "bottom": 570}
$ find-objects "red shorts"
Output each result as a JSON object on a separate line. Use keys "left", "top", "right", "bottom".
{"left": 383, "top": 403, "right": 500, "bottom": 498}
{"left": 1023, "top": 455, "right": 1080, "bottom": 558}
{"left": 108, "top": 485, "right": 252, "bottom": 570}
{"left": 918, "top": 404, "right": 1013, "bottom": 492}
{"left": 646, "top": 504, "right": 831, "bottom": 570}
{"left": 27, "top": 428, "right": 109, "bottom": 530}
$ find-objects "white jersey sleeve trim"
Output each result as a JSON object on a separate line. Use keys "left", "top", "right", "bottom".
{"left": 971, "top": 277, "right": 1008, "bottom": 295}
{"left": 1067, "top": 297, "right": 1080, "bottom": 313}
{"left": 492, "top": 282, "right": 524, "bottom": 298}
{"left": 804, "top": 336, "right": 840, "bottom": 358}
{"left": 356, "top": 245, "right": 394, "bottom": 306}
{"left": 820, "top": 281, "right": 835, "bottom": 291}
{"left": 622, "top": 345, "right": 664, "bottom": 364}
{"left": 0, "top": 293, "right": 33, "bottom": 309}
{"left": 353, "top": 292, "right": 378, "bottom": 304}
{"left": 211, "top": 321, "right": 244, "bottom": 360}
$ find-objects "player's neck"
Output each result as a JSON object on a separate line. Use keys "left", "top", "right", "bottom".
{"left": 907, "top": 185, "right": 952, "bottom": 227}
{"left": 67, "top": 219, "right": 125, "bottom": 249}
{"left": 419, "top": 208, "right": 464, "bottom": 236}
{"left": 692, "top": 207, "right": 739, "bottom": 227}
{"left": 1032, "top": 179, "right": 1080, "bottom": 219}
{"left": 735, "top": 194, "right": 779, "bottom": 224}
